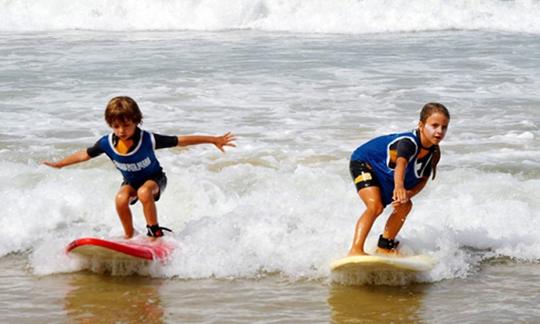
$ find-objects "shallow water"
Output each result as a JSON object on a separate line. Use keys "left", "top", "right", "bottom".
{"left": 2, "top": 255, "right": 539, "bottom": 323}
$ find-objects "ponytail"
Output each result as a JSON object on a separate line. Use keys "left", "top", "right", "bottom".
{"left": 431, "top": 145, "right": 441, "bottom": 180}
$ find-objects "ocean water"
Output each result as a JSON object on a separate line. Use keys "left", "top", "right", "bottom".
{"left": 1, "top": 0, "right": 539, "bottom": 322}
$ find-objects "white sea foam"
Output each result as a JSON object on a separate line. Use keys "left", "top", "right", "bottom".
{"left": 8, "top": 151, "right": 540, "bottom": 281}
{"left": 1, "top": 0, "right": 540, "bottom": 34}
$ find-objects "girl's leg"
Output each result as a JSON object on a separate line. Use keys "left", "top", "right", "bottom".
{"left": 348, "top": 186, "right": 385, "bottom": 256}
{"left": 383, "top": 200, "right": 412, "bottom": 240}
{"left": 115, "top": 185, "right": 137, "bottom": 238}
{"left": 375, "top": 200, "right": 413, "bottom": 255}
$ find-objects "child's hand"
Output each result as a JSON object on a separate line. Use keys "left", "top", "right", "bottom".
{"left": 213, "top": 132, "right": 236, "bottom": 152}
{"left": 391, "top": 187, "right": 409, "bottom": 207}
{"left": 42, "top": 160, "right": 62, "bottom": 168}
{"left": 41, "top": 150, "right": 90, "bottom": 168}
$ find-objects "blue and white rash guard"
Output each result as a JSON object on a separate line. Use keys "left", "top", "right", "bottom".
{"left": 351, "top": 130, "right": 434, "bottom": 205}
{"left": 87, "top": 128, "right": 177, "bottom": 188}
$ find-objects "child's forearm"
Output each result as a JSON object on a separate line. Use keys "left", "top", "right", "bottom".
{"left": 43, "top": 150, "right": 91, "bottom": 168}
{"left": 408, "top": 178, "right": 428, "bottom": 198}
{"left": 177, "top": 132, "right": 235, "bottom": 153}
{"left": 393, "top": 157, "right": 408, "bottom": 189}
{"left": 177, "top": 135, "right": 217, "bottom": 147}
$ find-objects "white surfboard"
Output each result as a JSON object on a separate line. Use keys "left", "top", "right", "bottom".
{"left": 330, "top": 254, "right": 436, "bottom": 285}
{"left": 331, "top": 254, "right": 436, "bottom": 273}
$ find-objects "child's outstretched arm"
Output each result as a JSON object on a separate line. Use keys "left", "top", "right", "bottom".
{"left": 178, "top": 132, "right": 236, "bottom": 152}
{"left": 43, "top": 150, "right": 91, "bottom": 168}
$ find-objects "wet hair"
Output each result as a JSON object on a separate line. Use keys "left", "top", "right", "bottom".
{"left": 104, "top": 96, "right": 143, "bottom": 126}
{"left": 420, "top": 102, "right": 450, "bottom": 123}
{"left": 419, "top": 102, "right": 450, "bottom": 180}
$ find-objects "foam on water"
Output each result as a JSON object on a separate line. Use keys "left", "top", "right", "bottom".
{"left": 1, "top": 0, "right": 540, "bottom": 34}
{"left": 11, "top": 149, "right": 540, "bottom": 281}
{"left": 0, "top": 29, "right": 538, "bottom": 283}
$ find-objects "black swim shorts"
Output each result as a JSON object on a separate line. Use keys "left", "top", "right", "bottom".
{"left": 349, "top": 160, "right": 380, "bottom": 192}
{"left": 122, "top": 171, "right": 168, "bottom": 204}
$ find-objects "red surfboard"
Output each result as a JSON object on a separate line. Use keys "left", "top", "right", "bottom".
{"left": 66, "top": 237, "right": 175, "bottom": 263}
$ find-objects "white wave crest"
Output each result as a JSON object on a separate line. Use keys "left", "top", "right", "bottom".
{"left": 1, "top": 0, "right": 540, "bottom": 34}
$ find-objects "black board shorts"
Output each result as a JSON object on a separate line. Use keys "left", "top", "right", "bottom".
{"left": 122, "top": 171, "right": 167, "bottom": 204}
{"left": 349, "top": 160, "right": 380, "bottom": 192}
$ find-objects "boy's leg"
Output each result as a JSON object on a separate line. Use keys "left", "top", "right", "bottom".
{"left": 348, "top": 186, "right": 385, "bottom": 256}
{"left": 136, "top": 180, "right": 160, "bottom": 227}
{"left": 115, "top": 185, "right": 137, "bottom": 238}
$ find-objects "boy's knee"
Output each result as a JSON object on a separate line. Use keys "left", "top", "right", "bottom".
{"left": 137, "top": 187, "right": 154, "bottom": 203}
{"left": 115, "top": 192, "right": 131, "bottom": 206}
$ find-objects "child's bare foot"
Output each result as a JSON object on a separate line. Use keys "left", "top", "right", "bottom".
{"left": 375, "top": 247, "right": 401, "bottom": 256}
{"left": 148, "top": 236, "right": 160, "bottom": 242}
{"left": 123, "top": 229, "right": 139, "bottom": 239}
{"left": 347, "top": 249, "right": 369, "bottom": 256}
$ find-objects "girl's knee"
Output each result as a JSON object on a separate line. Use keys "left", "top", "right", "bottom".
{"left": 402, "top": 200, "right": 413, "bottom": 210}
{"left": 366, "top": 203, "right": 384, "bottom": 216}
